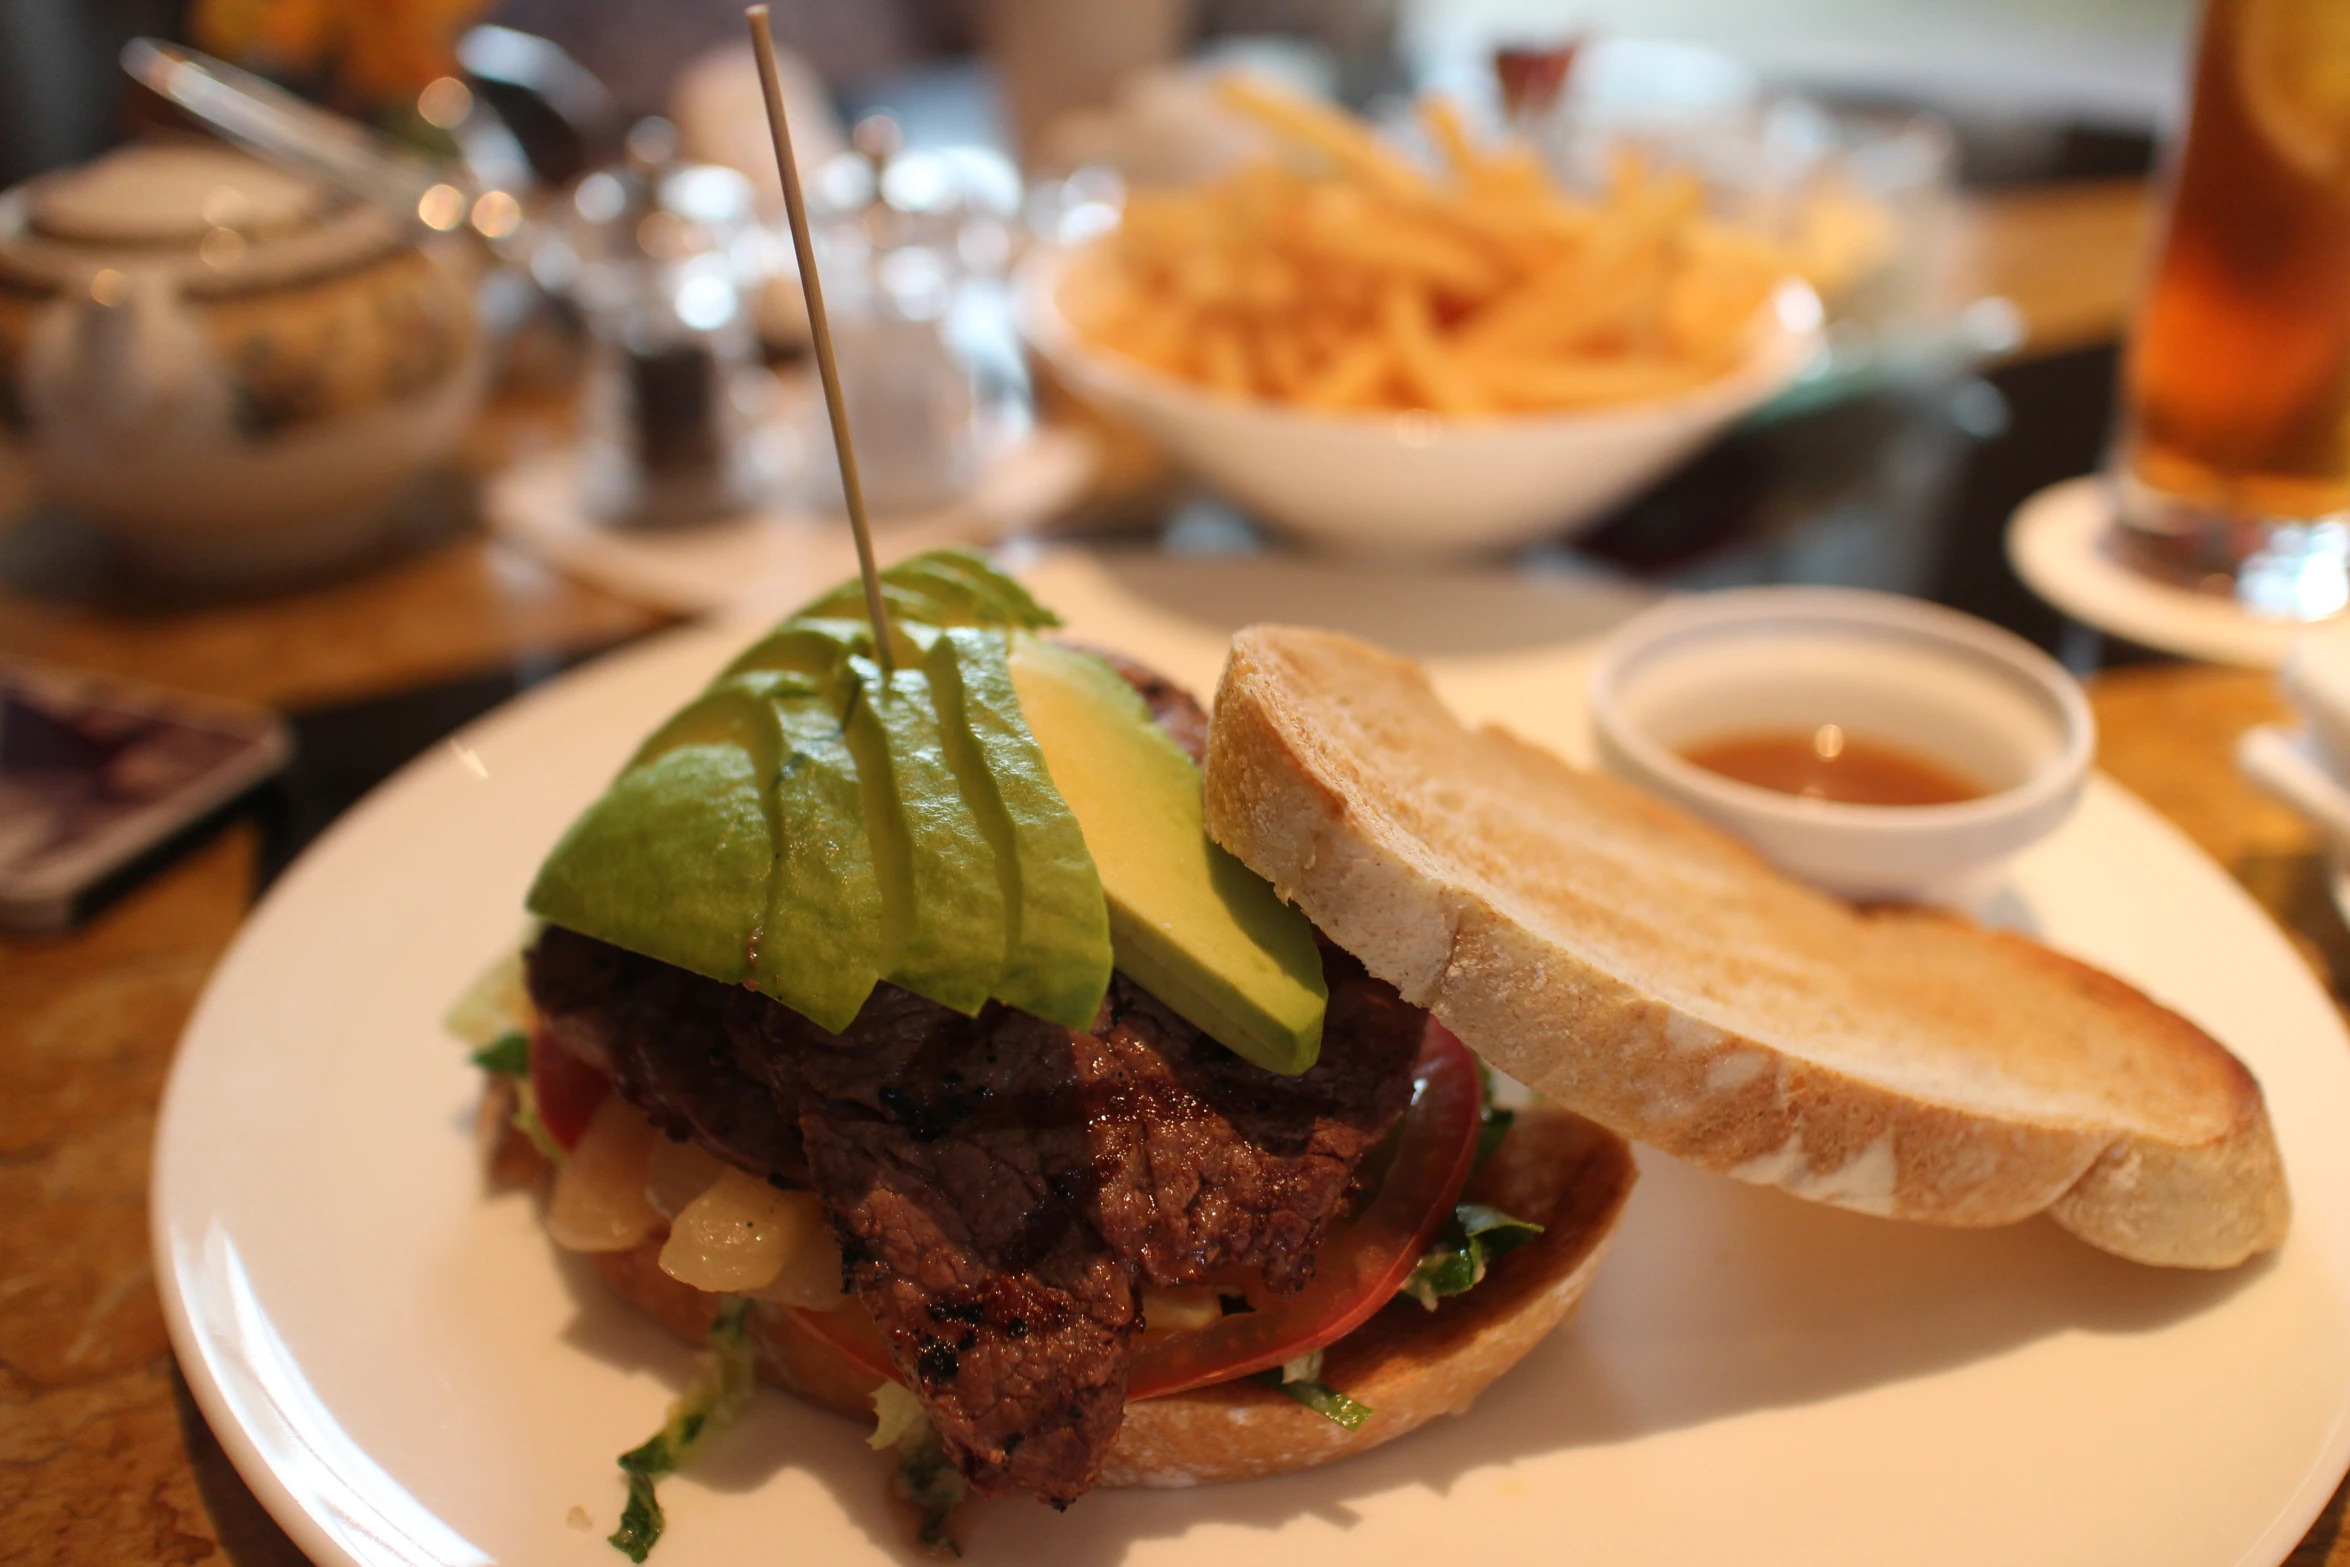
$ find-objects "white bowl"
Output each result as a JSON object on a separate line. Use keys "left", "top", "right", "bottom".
{"left": 1586, "top": 587, "right": 2094, "bottom": 905}
{"left": 1016, "top": 246, "right": 1822, "bottom": 556}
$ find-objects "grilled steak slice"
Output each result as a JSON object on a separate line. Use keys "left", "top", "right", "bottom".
{"left": 1074, "top": 951, "right": 1422, "bottom": 1292}
{"left": 729, "top": 989, "right": 1136, "bottom": 1502}
{"left": 527, "top": 925, "right": 810, "bottom": 1184}
{"left": 528, "top": 932, "right": 1425, "bottom": 1502}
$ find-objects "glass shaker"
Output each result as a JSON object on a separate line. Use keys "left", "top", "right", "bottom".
{"left": 568, "top": 120, "right": 779, "bottom": 528}
{"left": 787, "top": 123, "right": 1029, "bottom": 520}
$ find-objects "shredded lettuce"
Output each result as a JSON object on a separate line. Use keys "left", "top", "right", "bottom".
{"left": 1400, "top": 1203, "right": 1543, "bottom": 1310}
{"left": 445, "top": 945, "right": 534, "bottom": 1048}
{"left": 868, "top": 1383, "right": 969, "bottom": 1553}
{"left": 509, "top": 1086, "right": 565, "bottom": 1165}
{"left": 607, "top": 1297, "right": 756, "bottom": 1562}
{"left": 457, "top": 963, "right": 558, "bottom": 1165}
{"left": 1393, "top": 1056, "right": 1543, "bottom": 1309}
{"left": 867, "top": 1381, "right": 927, "bottom": 1452}
{"left": 468, "top": 1026, "right": 563, "bottom": 1166}
{"left": 469, "top": 1030, "right": 530, "bottom": 1077}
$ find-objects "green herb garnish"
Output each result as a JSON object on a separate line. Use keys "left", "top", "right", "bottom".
{"left": 869, "top": 1383, "right": 969, "bottom": 1553}
{"left": 469, "top": 1030, "right": 530, "bottom": 1077}
{"left": 607, "top": 1297, "right": 756, "bottom": 1562}
{"left": 1400, "top": 1203, "right": 1543, "bottom": 1310}
{"left": 1257, "top": 1353, "right": 1374, "bottom": 1431}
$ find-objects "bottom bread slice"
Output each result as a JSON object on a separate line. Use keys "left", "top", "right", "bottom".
{"left": 581, "top": 1105, "right": 1636, "bottom": 1488}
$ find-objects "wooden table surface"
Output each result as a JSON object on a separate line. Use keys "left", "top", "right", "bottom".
{"left": 6, "top": 177, "right": 2348, "bottom": 1565}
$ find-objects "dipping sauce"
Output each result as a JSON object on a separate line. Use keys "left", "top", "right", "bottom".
{"left": 1679, "top": 725, "right": 1986, "bottom": 806}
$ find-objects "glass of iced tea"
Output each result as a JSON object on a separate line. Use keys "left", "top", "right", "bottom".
{"left": 2112, "top": 0, "right": 2350, "bottom": 618}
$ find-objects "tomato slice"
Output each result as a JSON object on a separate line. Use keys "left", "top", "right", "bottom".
{"left": 529, "top": 1023, "right": 610, "bottom": 1153}
{"left": 1127, "top": 1020, "right": 1481, "bottom": 1397}
{"left": 792, "top": 1296, "right": 897, "bottom": 1384}
{"left": 789, "top": 1019, "right": 1485, "bottom": 1398}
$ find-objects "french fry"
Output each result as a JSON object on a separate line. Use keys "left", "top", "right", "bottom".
{"left": 1062, "top": 81, "right": 1829, "bottom": 419}
{"left": 1239, "top": 252, "right": 1301, "bottom": 315}
{"left": 1297, "top": 334, "right": 1393, "bottom": 410}
{"left": 1257, "top": 325, "right": 1314, "bottom": 398}
{"left": 1301, "top": 187, "right": 1503, "bottom": 300}
{"left": 1198, "top": 324, "right": 1255, "bottom": 398}
{"left": 1380, "top": 281, "right": 1486, "bottom": 417}
{"left": 1215, "top": 76, "right": 1432, "bottom": 202}
{"left": 1418, "top": 96, "right": 1482, "bottom": 182}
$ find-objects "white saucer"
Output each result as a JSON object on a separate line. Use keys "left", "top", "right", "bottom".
{"left": 484, "top": 425, "right": 1097, "bottom": 616}
{"left": 2007, "top": 476, "right": 2306, "bottom": 668}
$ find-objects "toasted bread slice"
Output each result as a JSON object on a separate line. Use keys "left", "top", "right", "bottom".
{"left": 584, "top": 1105, "right": 1636, "bottom": 1486}
{"left": 1204, "top": 626, "right": 2289, "bottom": 1268}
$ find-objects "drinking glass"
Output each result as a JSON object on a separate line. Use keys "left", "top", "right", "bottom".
{"left": 2111, "top": 0, "right": 2350, "bottom": 618}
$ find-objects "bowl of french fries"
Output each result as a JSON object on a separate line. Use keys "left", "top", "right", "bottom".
{"left": 1020, "top": 81, "right": 1824, "bottom": 554}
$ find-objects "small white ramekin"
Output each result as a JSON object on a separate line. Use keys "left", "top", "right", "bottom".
{"left": 1587, "top": 587, "right": 2095, "bottom": 905}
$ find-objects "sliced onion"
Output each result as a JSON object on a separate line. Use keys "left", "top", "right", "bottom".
{"left": 660, "top": 1168, "right": 844, "bottom": 1308}
{"left": 750, "top": 1206, "right": 850, "bottom": 1310}
{"left": 546, "top": 1096, "right": 659, "bottom": 1252}
{"left": 1139, "top": 1286, "right": 1223, "bottom": 1334}
{"left": 644, "top": 1135, "right": 726, "bottom": 1219}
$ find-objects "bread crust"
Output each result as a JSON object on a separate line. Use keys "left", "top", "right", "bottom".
{"left": 575, "top": 1105, "right": 1636, "bottom": 1486}
{"left": 1202, "top": 626, "right": 2288, "bottom": 1269}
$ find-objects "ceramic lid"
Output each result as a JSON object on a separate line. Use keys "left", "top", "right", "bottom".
{"left": 0, "top": 140, "right": 407, "bottom": 294}
{"left": 29, "top": 143, "right": 324, "bottom": 245}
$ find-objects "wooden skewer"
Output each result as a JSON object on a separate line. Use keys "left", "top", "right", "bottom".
{"left": 745, "top": 3, "right": 894, "bottom": 674}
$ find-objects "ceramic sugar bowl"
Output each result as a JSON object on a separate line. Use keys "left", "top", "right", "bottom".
{"left": 0, "top": 141, "right": 484, "bottom": 583}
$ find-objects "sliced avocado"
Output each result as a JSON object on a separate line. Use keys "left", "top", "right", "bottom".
{"left": 527, "top": 676, "right": 783, "bottom": 987}
{"left": 790, "top": 578, "right": 964, "bottom": 633}
{"left": 732, "top": 667, "right": 886, "bottom": 1033}
{"left": 1006, "top": 636, "right": 1327, "bottom": 1073}
{"left": 854, "top": 649, "right": 1007, "bottom": 1015}
{"left": 725, "top": 617, "right": 891, "bottom": 683}
{"left": 790, "top": 549, "right": 1058, "bottom": 632}
{"left": 529, "top": 553, "right": 1086, "bottom": 1035}
{"left": 740, "top": 619, "right": 1007, "bottom": 1016}
{"left": 927, "top": 626, "right": 1113, "bottom": 1028}
{"left": 888, "top": 551, "right": 1058, "bottom": 629}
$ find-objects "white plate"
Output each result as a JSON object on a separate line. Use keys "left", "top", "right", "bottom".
{"left": 2007, "top": 476, "right": 2308, "bottom": 669}
{"left": 155, "top": 551, "right": 2350, "bottom": 1567}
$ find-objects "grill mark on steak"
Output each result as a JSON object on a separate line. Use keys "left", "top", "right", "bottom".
{"left": 520, "top": 654, "right": 1426, "bottom": 1504}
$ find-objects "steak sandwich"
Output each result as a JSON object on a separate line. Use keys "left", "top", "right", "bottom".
{"left": 463, "top": 551, "right": 1635, "bottom": 1555}
{"left": 465, "top": 555, "right": 2287, "bottom": 1556}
